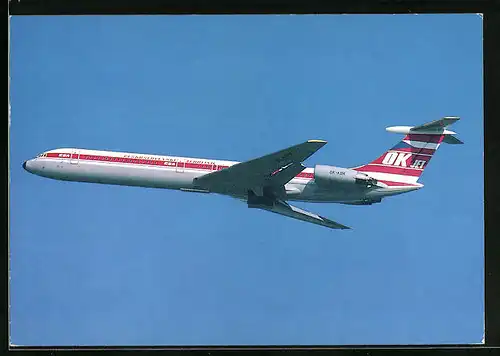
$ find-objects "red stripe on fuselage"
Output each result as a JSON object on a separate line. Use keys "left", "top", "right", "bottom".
{"left": 44, "top": 152, "right": 316, "bottom": 180}
{"left": 44, "top": 152, "right": 424, "bottom": 187}
{"left": 297, "top": 172, "right": 314, "bottom": 179}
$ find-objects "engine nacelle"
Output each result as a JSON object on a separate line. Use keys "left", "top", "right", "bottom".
{"left": 314, "top": 165, "right": 377, "bottom": 187}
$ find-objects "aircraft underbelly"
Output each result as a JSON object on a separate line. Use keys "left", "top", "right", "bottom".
{"left": 42, "top": 160, "right": 200, "bottom": 189}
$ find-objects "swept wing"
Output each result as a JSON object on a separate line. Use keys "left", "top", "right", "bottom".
{"left": 194, "top": 140, "right": 327, "bottom": 194}
{"left": 195, "top": 140, "right": 349, "bottom": 229}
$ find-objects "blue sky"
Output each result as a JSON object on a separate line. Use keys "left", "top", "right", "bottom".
{"left": 10, "top": 15, "right": 483, "bottom": 346}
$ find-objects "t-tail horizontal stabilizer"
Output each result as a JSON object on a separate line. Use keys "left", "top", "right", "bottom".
{"left": 249, "top": 198, "right": 350, "bottom": 230}
{"left": 386, "top": 116, "right": 463, "bottom": 144}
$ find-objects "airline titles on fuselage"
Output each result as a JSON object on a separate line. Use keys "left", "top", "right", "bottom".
{"left": 56, "top": 152, "right": 226, "bottom": 170}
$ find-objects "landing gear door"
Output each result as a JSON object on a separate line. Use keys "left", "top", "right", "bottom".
{"left": 70, "top": 150, "right": 80, "bottom": 165}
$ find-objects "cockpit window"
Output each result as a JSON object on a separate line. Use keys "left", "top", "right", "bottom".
{"left": 37, "top": 153, "right": 47, "bottom": 158}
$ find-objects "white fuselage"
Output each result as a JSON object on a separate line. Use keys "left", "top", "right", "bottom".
{"left": 23, "top": 148, "right": 420, "bottom": 204}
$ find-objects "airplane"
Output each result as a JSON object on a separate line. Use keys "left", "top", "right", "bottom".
{"left": 23, "top": 116, "right": 462, "bottom": 230}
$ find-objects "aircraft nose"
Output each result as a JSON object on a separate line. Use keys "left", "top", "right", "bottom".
{"left": 23, "top": 161, "right": 27, "bottom": 170}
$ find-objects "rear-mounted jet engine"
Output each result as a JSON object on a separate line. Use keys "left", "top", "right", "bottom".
{"left": 314, "top": 165, "right": 378, "bottom": 188}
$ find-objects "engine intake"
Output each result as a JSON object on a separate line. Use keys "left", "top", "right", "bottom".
{"left": 314, "top": 165, "right": 377, "bottom": 187}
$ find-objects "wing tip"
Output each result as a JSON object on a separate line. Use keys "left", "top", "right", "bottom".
{"left": 321, "top": 215, "right": 351, "bottom": 230}
{"left": 307, "top": 139, "right": 327, "bottom": 144}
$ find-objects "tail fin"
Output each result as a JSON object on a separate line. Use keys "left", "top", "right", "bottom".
{"left": 353, "top": 116, "right": 462, "bottom": 186}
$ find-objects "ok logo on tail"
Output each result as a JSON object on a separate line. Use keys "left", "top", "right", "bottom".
{"left": 382, "top": 151, "right": 412, "bottom": 167}
{"left": 382, "top": 151, "right": 427, "bottom": 169}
